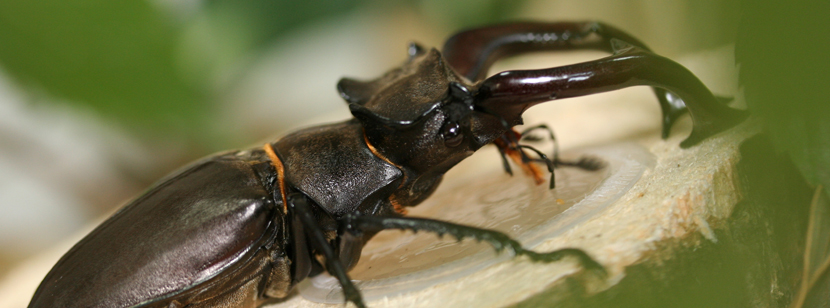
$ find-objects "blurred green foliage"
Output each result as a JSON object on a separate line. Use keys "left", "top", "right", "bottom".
{"left": 0, "top": 0, "right": 204, "bottom": 135}
{"left": 737, "top": 0, "right": 830, "bottom": 200}
{"left": 181, "top": 0, "right": 364, "bottom": 91}
{"left": 416, "top": 0, "right": 524, "bottom": 29}
{"left": 739, "top": 3, "right": 830, "bottom": 303}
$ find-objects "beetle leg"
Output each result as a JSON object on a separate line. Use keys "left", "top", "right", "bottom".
{"left": 475, "top": 39, "right": 748, "bottom": 148}
{"left": 520, "top": 124, "right": 559, "bottom": 162}
{"left": 288, "top": 194, "right": 366, "bottom": 308}
{"left": 442, "top": 21, "right": 686, "bottom": 137}
{"left": 518, "top": 145, "right": 556, "bottom": 189}
{"left": 341, "top": 214, "right": 605, "bottom": 275}
{"left": 555, "top": 156, "right": 605, "bottom": 171}
{"left": 520, "top": 124, "right": 554, "bottom": 141}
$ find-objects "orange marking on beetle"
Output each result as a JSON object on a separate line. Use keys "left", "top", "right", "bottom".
{"left": 263, "top": 143, "right": 288, "bottom": 213}
{"left": 389, "top": 197, "right": 409, "bottom": 215}
{"left": 363, "top": 130, "right": 407, "bottom": 188}
{"left": 363, "top": 130, "right": 410, "bottom": 215}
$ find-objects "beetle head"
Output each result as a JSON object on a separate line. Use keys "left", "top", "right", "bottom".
{"left": 338, "top": 46, "right": 508, "bottom": 175}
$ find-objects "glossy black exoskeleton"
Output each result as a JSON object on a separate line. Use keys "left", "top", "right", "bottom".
{"left": 28, "top": 22, "right": 746, "bottom": 308}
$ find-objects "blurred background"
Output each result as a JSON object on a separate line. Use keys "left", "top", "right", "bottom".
{"left": 0, "top": 0, "right": 742, "bottom": 278}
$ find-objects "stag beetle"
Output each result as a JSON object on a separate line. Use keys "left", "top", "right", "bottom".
{"left": 29, "top": 22, "right": 746, "bottom": 308}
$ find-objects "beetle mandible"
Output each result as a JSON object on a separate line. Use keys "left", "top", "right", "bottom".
{"left": 28, "top": 22, "right": 746, "bottom": 308}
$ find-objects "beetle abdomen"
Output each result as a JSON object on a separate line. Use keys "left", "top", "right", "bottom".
{"left": 29, "top": 155, "right": 280, "bottom": 308}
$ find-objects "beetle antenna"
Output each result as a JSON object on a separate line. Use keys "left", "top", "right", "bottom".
{"left": 519, "top": 145, "right": 556, "bottom": 189}
{"left": 519, "top": 124, "right": 560, "bottom": 167}
{"left": 519, "top": 145, "right": 554, "bottom": 173}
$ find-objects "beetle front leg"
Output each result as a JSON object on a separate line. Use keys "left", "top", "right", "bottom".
{"left": 341, "top": 214, "right": 605, "bottom": 275}
{"left": 288, "top": 194, "right": 366, "bottom": 308}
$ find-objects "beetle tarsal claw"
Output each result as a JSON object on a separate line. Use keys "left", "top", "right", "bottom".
{"left": 520, "top": 248, "right": 607, "bottom": 277}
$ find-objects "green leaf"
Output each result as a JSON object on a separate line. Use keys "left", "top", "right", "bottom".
{"left": 736, "top": 0, "right": 830, "bottom": 196}
{"left": 0, "top": 0, "right": 205, "bottom": 136}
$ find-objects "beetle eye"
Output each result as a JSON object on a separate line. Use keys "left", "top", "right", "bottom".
{"left": 441, "top": 122, "right": 463, "bottom": 147}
